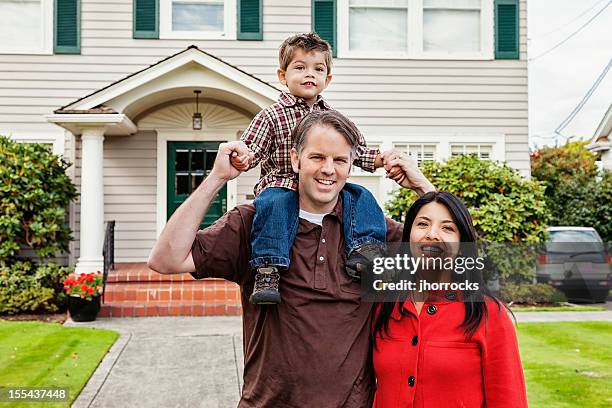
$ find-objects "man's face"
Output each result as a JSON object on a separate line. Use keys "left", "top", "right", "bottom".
{"left": 278, "top": 49, "right": 332, "bottom": 106}
{"left": 290, "top": 125, "right": 352, "bottom": 213}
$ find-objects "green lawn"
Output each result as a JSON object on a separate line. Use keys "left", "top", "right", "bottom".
{"left": 518, "top": 322, "right": 612, "bottom": 408}
{"left": 0, "top": 321, "right": 118, "bottom": 408}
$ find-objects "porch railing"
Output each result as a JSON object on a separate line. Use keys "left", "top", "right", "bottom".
{"left": 102, "top": 220, "right": 115, "bottom": 304}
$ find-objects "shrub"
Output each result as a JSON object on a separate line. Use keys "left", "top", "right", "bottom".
{"left": 500, "top": 283, "right": 567, "bottom": 305}
{"left": 386, "top": 155, "right": 550, "bottom": 243}
{"left": 0, "top": 136, "right": 77, "bottom": 314}
{"left": 0, "top": 136, "right": 77, "bottom": 261}
{"left": 530, "top": 141, "right": 611, "bottom": 242}
{"left": 0, "top": 261, "right": 72, "bottom": 314}
{"left": 385, "top": 155, "right": 550, "bottom": 284}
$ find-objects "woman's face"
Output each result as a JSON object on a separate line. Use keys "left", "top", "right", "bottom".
{"left": 409, "top": 201, "right": 461, "bottom": 260}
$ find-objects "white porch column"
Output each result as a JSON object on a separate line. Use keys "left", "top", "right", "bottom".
{"left": 75, "top": 127, "right": 106, "bottom": 274}
{"left": 601, "top": 149, "right": 612, "bottom": 170}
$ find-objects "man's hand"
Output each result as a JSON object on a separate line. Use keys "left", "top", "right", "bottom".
{"left": 209, "top": 141, "right": 253, "bottom": 183}
{"left": 380, "top": 149, "right": 436, "bottom": 196}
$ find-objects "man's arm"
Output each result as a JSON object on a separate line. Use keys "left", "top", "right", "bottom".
{"left": 147, "top": 141, "right": 249, "bottom": 274}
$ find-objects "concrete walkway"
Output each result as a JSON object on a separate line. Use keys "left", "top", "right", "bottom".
{"left": 66, "top": 317, "right": 244, "bottom": 408}
{"left": 65, "top": 311, "right": 612, "bottom": 407}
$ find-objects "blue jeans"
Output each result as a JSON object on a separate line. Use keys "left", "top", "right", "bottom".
{"left": 250, "top": 183, "right": 387, "bottom": 268}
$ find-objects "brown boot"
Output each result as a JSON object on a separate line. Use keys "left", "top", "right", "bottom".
{"left": 249, "top": 266, "right": 282, "bottom": 304}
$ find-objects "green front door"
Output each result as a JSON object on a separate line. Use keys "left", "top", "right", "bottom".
{"left": 167, "top": 142, "right": 227, "bottom": 229}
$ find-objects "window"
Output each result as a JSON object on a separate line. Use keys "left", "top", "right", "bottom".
{"left": 450, "top": 144, "right": 492, "bottom": 159}
{"left": 423, "top": 0, "right": 480, "bottom": 53}
{"left": 338, "top": 0, "right": 493, "bottom": 59}
{"left": 394, "top": 143, "right": 436, "bottom": 165}
{"left": 0, "top": 0, "right": 52, "bottom": 54}
{"left": 348, "top": 0, "right": 408, "bottom": 53}
{"left": 160, "top": 0, "right": 236, "bottom": 39}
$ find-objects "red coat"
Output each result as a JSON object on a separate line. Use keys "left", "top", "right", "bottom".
{"left": 373, "top": 297, "right": 528, "bottom": 408}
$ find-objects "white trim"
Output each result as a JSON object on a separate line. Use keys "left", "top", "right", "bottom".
{"left": 45, "top": 113, "right": 137, "bottom": 136}
{"left": 155, "top": 130, "right": 238, "bottom": 238}
{"left": 160, "top": 0, "right": 237, "bottom": 40}
{"left": 338, "top": 0, "right": 494, "bottom": 60}
{"left": 60, "top": 48, "right": 279, "bottom": 112}
{"left": 0, "top": 0, "right": 53, "bottom": 55}
{"left": 590, "top": 103, "right": 612, "bottom": 144}
{"left": 3, "top": 128, "right": 65, "bottom": 155}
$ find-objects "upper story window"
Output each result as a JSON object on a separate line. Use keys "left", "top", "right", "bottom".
{"left": 160, "top": 0, "right": 236, "bottom": 39}
{"left": 338, "top": 0, "right": 493, "bottom": 59}
{"left": 0, "top": 0, "right": 52, "bottom": 54}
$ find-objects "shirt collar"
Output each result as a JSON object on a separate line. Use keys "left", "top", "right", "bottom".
{"left": 297, "top": 195, "right": 343, "bottom": 233}
{"left": 278, "top": 92, "right": 330, "bottom": 110}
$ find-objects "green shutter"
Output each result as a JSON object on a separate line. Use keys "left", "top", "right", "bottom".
{"left": 54, "top": 0, "right": 80, "bottom": 54}
{"left": 238, "top": 0, "right": 262, "bottom": 40}
{"left": 134, "top": 0, "right": 159, "bottom": 39}
{"left": 495, "top": 0, "right": 519, "bottom": 59}
{"left": 312, "top": 0, "right": 336, "bottom": 57}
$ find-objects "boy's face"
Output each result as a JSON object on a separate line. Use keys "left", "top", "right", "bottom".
{"left": 277, "top": 49, "right": 332, "bottom": 106}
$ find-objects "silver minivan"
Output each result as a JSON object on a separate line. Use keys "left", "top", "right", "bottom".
{"left": 536, "top": 227, "right": 611, "bottom": 303}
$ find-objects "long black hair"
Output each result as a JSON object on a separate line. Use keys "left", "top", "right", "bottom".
{"left": 373, "top": 191, "right": 505, "bottom": 343}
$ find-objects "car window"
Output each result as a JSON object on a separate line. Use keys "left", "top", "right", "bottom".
{"left": 548, "top": 230, "right": 602, "bottom": 243}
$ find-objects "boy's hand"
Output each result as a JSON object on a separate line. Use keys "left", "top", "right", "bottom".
{"left": 230, "top": 150, "right": 254, "bottom": 172}
{"left": 374, "top": 153, "right": 384, "bottom": 169}
{"left": 380, "top": 149, "right": 435, "bottom": 196}
{"left": 208, "top": 141, "right": 253, "bottom": 183}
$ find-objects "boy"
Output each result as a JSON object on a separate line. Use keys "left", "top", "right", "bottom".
{"left": 232, "top": 32, "right": 389, "bottom": 304}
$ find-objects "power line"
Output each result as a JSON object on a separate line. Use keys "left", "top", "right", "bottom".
{"left": 530, "top": 0, "right": 608, "bottom": 40}
{"left": 554, "top": 56, "right": 612, "bottom": 142}
{"left": 529, "top": 0, "right": 611, "bottom": 61}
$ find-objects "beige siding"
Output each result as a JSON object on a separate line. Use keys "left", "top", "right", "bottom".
{"left": 1, "top": 0, "right": 529, "bottom": 263}
{"left": 70, "top": 131, "right": 157, "bottom": 262}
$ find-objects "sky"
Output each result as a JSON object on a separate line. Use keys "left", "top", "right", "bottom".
{"left": 528, "top": 0, "right": 612, "bottom": 149}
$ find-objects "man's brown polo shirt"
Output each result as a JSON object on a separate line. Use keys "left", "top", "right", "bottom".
{"left": 191, "top": 198, "right": 403, "bottom": 408}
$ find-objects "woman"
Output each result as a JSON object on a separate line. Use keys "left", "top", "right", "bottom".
{"left": 372, "top": 191, "right": 528, "bottom": 408}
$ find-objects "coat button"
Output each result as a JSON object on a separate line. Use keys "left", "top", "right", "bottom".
{"left": 408, "top": 376, "right": 415, "bottom": 387}
{"left": 411, "top": 336, "right": 418, "bottom": 346}
{"left": 445, "top": 291, "right": 457, "bottom": 301}
{"left": 426, "top": 304, "right": 437, "bottom": 315}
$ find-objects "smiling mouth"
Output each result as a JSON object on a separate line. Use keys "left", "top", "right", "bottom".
{"left": 420, "top": 245, "right": 444, "bottom": 255}
{"left": 302, "top": 81, "right": 316, "bottom": 87}
{"left": 315, "top": 178, "right": 335, "bottom": 186}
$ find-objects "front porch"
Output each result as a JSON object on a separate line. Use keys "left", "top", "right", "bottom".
{"left": 99, "top": 263, "right": 242, "bottom": 318}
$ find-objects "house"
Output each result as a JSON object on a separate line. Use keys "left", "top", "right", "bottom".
{"left": 587, "top": 103, "right": 612, "bottom": 170}
{"left": 0, "top": 0, "right": 528, "bottom": 316}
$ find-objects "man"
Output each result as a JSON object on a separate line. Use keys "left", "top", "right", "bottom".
{"left": 148, "top": 110, "right": 435, "bottom": 407}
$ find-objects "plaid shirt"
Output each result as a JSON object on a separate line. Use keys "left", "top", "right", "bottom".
{"left": 241, "top": 92, "right": 380, "bottom": 196}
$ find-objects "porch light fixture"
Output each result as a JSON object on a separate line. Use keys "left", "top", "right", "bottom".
{"left": 192, "top": 90, "right": 202, "bottom": 130}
